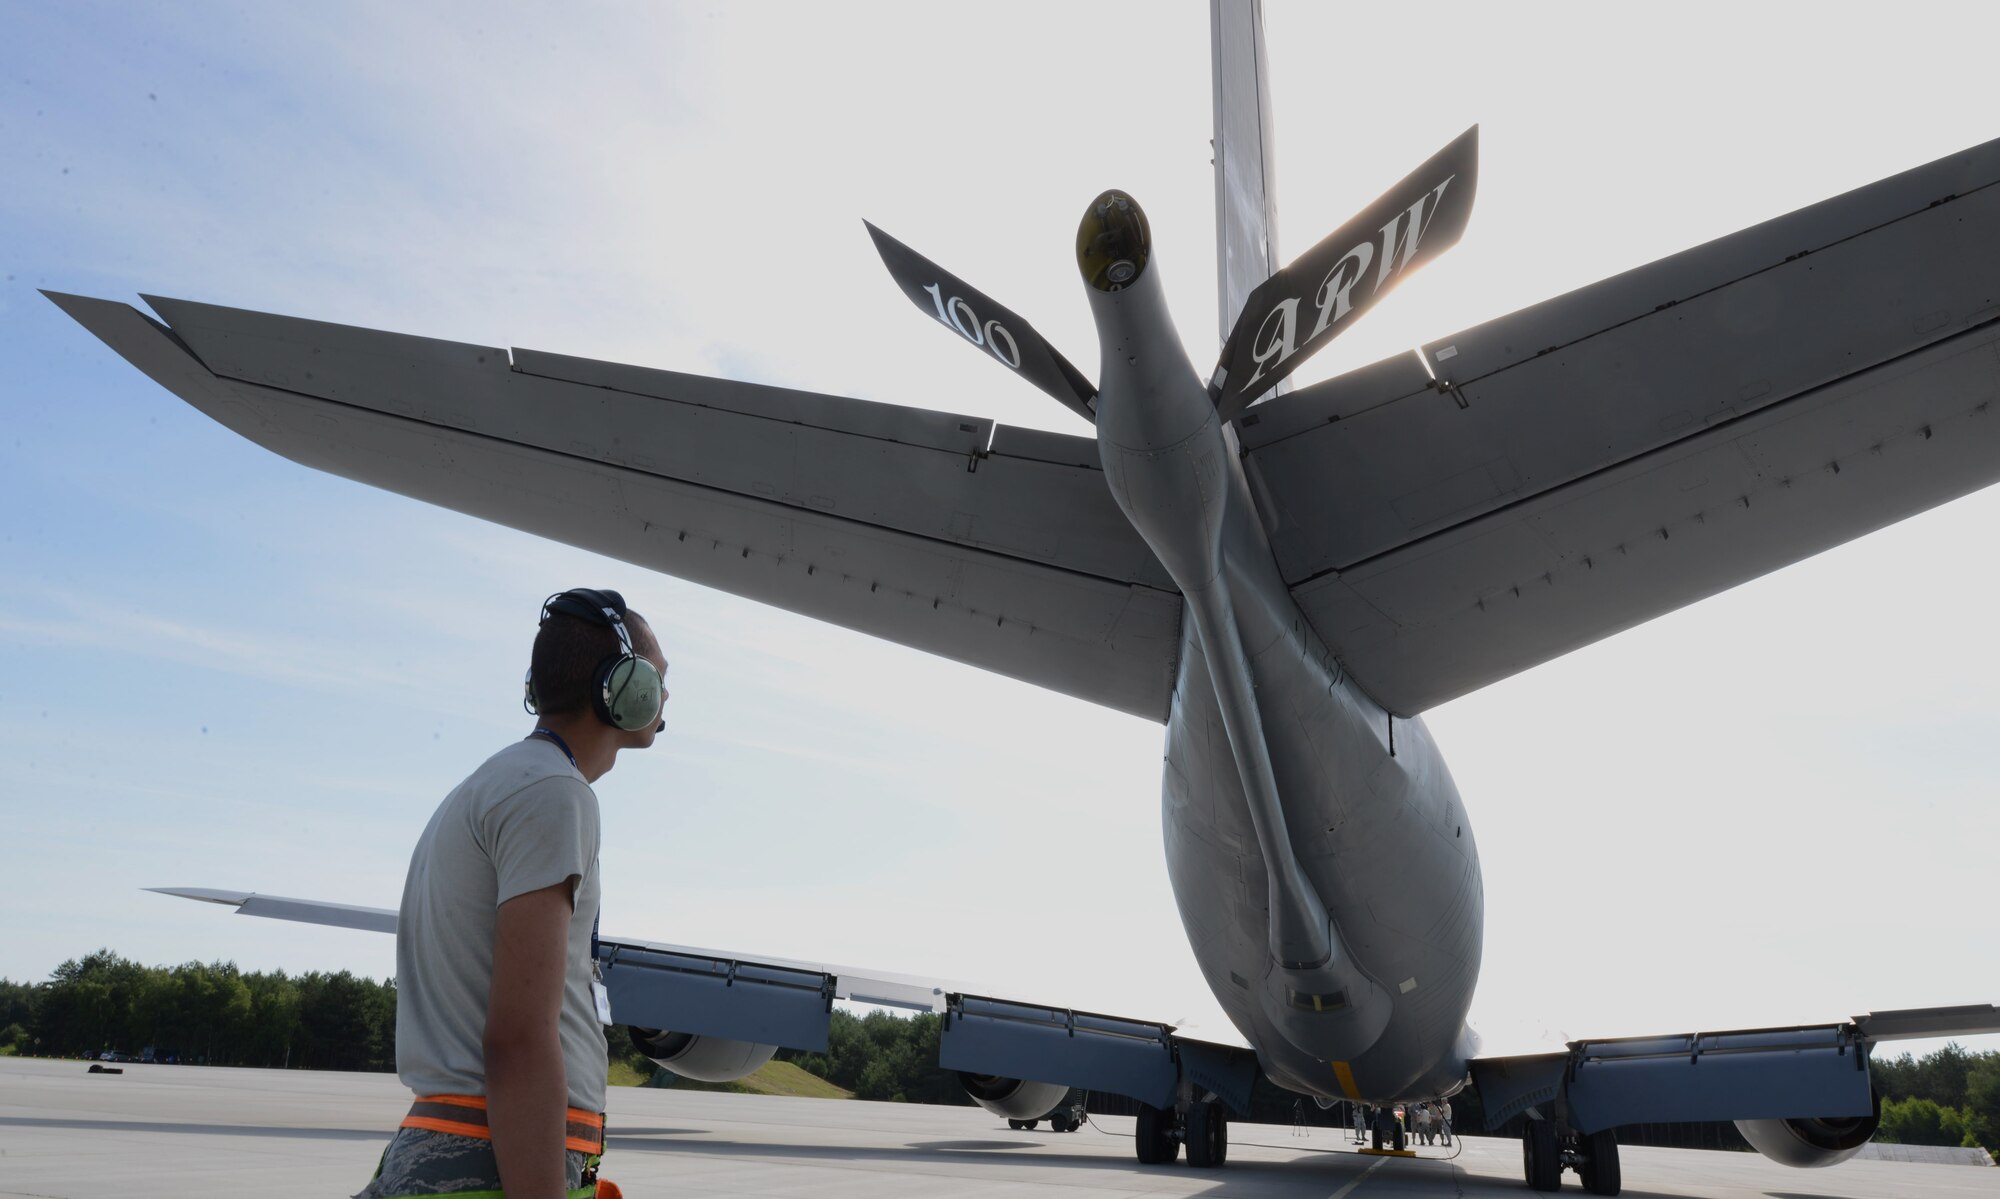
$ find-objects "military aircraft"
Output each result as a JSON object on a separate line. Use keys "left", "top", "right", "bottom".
{"left": 46, "top": 2, "right": 2000, "bottom": 1193}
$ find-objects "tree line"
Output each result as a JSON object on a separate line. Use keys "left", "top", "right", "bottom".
{"left": 778, "top": 1009, "right": 967, "bottom": 1103}
{"left": 1870, "top": 1043, "right": 2000, "bottom": 1151}
{"left": 2, "top": 949, "right": 395, "bottom": 1071}
{"left": 4, "top": 949, "right": 1995, "bottom": 1156}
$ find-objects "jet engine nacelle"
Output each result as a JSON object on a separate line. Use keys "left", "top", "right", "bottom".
{"left": 1735, "top": 1093, "right": 1881, "bottom": 1168}
{"left": 957, "top": 1072, "right": 1068, "bottom": 1121}
{"left": 629, "top": 1027, "right": 778, "bottom": 1083}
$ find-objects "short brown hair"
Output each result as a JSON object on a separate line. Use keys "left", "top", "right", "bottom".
{"left": 528, "top": 610, "right": 648, "bottom": 717}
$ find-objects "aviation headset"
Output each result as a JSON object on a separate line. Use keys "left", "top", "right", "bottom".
{"left": 522, "top": 588, "right": 666, "bottom": 733}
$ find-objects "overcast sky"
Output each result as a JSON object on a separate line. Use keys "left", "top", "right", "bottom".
{"left": 4, "top": 1, "right": 1996, "bottom": 1064}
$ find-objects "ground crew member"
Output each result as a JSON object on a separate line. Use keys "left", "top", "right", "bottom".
{"left": 357, "top": 588, "right": 667, "bottom": 1198}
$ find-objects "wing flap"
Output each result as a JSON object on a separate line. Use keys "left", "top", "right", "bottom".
{"left": 601, "top": 943, "right": 838, "bottom": 1050}
{"left": 1475, "top": 1008, "right": 2000, "bottom": 1134}
{"left": 940, "top": 992, "right": 1261, "bottom": 1111}
{"left": 1475, "top": 1025, "right": 1873, "bottom": 1134}
{"left": 941, "top": 994, "right": 1181, "bottom": 1109}
{"left": 51, "top": 294, "right": 1180, "bottom": 719}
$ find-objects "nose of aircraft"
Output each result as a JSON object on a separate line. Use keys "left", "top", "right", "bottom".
{"left": 1076, "top": 190, "right": 1151, "bottom": 291}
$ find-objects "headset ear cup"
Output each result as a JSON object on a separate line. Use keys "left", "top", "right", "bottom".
{"left": 600, "top": 656, "right": 664, "bottom": 732}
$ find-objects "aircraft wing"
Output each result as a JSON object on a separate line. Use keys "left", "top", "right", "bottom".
{"left": 45, "top": 294, "right": 1181, "bottom": 721}
{"left": 1241, "top": 136, "right": 2000, "bottom": 716}
{"left": 150, "top": 885, "right": 1262, "bottom": 1110}
{"left": 1471, "top": 1007, "right": 2000, "bottom": 1140}
{"left": 147, "top": 887, "right": 951, "bottom": 1013}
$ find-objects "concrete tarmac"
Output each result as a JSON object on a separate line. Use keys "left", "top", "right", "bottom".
{"left": 2, "top": 1057, "right": 1993, "bottom": 1197}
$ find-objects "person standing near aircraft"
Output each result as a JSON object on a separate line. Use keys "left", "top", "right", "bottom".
{"left": 357, "top": 589, "right": 666, "bottom": 1199}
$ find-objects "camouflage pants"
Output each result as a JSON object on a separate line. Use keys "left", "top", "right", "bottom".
{"left": 354, "top": 1125, "right": 597, "bottom": 1198}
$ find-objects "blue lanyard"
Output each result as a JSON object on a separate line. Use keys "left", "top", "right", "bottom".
{"left": 530, "top": 727, "right": 577, "bottom": 770}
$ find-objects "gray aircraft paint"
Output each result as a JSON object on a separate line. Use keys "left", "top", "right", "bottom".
{"left": 1210, "top": 125, "right": 1478, "bottom": 419}
{"left": 864, "top": 220, "right": 1099, "bottom": 424}
{"left": 42, "top": 0, "right": 2000, "bottom": 1123}
{"left": 1079, "top": 187, "right": 1475, "bottom": 1101}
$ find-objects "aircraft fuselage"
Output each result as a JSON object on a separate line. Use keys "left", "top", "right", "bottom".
{"left": 1081, "top": 192, "right": 1482, "bottom": 1103}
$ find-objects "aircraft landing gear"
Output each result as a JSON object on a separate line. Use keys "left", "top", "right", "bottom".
{"left": 1577, "top": 1128, "right": 1621, "bottom": 1196}
{"left": 1135, "top": 1096, "right": 1235, "bottom": 1168}
{"left": 1186, "top": 1099, "right": 1228, "bottom": 1167}
{"left": 1521, "top": 1118, "right": 1621, "bottom": 1195}
{"left": 1135, "top": 1102, "right": 1180, "bottom": 1164}
{"left": 1523, "top": 1118, "right": 1561, "bottom": 1191}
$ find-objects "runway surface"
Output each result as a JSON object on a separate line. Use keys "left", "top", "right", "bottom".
{"left": 2, "top": 1057, "right": 1993, "bottom": 1197}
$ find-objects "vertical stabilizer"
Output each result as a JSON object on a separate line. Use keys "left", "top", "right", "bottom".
{"left": 1210, "top": 0, "right": 1280, "bottom": 348}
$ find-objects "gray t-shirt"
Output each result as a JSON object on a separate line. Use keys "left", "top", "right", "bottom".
{"left": 395, "top": 738, "right": 606, "bottom": 1112}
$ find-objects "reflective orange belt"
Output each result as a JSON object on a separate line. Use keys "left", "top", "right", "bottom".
{"left": 403, "top": 1094, "right": 606, "bottom": 1155}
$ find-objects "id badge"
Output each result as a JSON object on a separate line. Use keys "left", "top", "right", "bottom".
{"left": 591, "top": 978, "right": 614, "bottom": 1026}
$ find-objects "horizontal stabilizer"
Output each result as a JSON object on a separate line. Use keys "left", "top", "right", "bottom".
{"left": 1211, "top": 125, "right": 1477, "bottom": 419}
{"left": 1246, "top": 133, "right": 2000, "bottom": 715}
{"left": 865, "top": 221, "right": 1099, "bottom": 423}
{"left": 45, "top": 290, "right": 1179, "bottom": 721}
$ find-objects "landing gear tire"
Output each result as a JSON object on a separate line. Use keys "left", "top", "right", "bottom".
{"left": 1008, "top": 1119, "right": 1025, "bottom": 1130}
{"left": 1135, "top": 1103, "right": 1180, "bottom": 1165}
{"left": 1578, "top": 1128, "right": 1620, "bottom": 1196}
{"left": 1370, "top": 1108, "right": 1389, "bottom": 1151}
{"left": 1393, "top": 1119, "right": 1406, "bottom": 1152}
{"left": 1022, "top": 1118, "right": 1038, "bottom": 1131}
{"left": 1049, "top": 1113, "right": 1073, "bottom": 1133}
{"left": 1186, "top": 1101, "right": 1228, "bottom": 1167}
{"left": 1523, "top": 1117, "right": 1561, "bottom": 1192}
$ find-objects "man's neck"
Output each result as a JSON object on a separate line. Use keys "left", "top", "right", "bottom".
{"left": 527, "top": 716, "right": 618, "bottom": 783}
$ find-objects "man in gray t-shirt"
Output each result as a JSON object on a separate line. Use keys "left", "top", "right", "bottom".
{"left": 359, "top": 588, "right": 667, "bottom": 1199}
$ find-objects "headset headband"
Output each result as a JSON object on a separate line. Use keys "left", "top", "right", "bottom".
{"left": 541, "top": 588, "right": 632, "bottom": 651}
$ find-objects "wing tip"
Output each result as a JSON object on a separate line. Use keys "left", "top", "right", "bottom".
{"left": 145, "top": 886, "right": 252, "bottom": 908}
{"left": 861, "top": 218, "right": 896, "bottom": 252}
{"left": 39, "top": 288, "right": 121, "bottom": 320}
